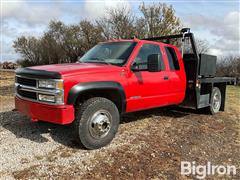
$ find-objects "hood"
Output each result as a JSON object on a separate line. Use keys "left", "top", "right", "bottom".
{"left": 16, "top": 63, "right": 122, "bottom": 79}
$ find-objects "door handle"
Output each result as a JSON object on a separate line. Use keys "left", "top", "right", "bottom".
{"left": 163, "top": 76, "right": 169, "bottom": 80}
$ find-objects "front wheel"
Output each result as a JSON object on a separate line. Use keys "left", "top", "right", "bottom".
{"left": 208, "top": 87, "right": 222, "bottom": 114}
{"left": 74, "top": 97, "right": 120, "bottom": 149}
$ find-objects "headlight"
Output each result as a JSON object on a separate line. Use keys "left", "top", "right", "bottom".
{"left": 38, "top": 80, "right": 63, "bottom": 89}
{"left": 38, "top": 79, "right": 64, "bottom": 104}
{"left": 55, "top": 93, "right": 64, "bottom": 104}
{"left": 38, "top": 94, "right": 55, "bottom": 103}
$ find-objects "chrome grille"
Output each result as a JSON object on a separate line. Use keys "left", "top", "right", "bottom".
{"left": 16, "top": 76, "right": 36, "bottom": 87}
{"left": 15, "top": 75, "right": 64, "bottom": 105}
{"left": 17, "top": 89, "right": 37, "bottom": 100}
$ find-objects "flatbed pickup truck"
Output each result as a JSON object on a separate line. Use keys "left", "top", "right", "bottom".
{"left": 15, "top": 28, "right": 236, "bottom": 149}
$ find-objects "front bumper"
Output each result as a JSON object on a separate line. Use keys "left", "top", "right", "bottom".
{"left": 15, "top": 96, "right": 75, "bottom": 124}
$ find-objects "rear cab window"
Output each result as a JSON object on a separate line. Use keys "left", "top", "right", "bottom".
{"left": 165, "top": 47, "right": 180, "bottom": 70}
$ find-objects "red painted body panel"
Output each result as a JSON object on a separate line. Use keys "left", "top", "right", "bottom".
{"left": 124, "top": 40, "right": 186, "bottom": 112}
{"left": 15, "top": 39, "right": 186, "bottom": 124}
{"left": 15, "top": 97, "right": 74, "bottom": 124}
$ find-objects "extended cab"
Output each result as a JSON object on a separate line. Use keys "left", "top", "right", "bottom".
{"left": 15, "top": 29, "right": 235, "bottom": 149}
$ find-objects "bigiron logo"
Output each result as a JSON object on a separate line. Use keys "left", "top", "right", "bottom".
{"left": 181, "top": 161, "right": 237, "bottom": 179}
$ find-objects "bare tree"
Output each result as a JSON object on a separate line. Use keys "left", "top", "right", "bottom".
{"left": 13, "top": 36, "right": 42, "bottom": 66}
{"left": 14, "top": 20, "right": 105, "bottom": 67}
{"left": 97, "top": 6, "right": 136, "bottom": 39}
{"left": 79, "top": 20, "right": 106, "bottom": 51}
{"left": 195, "top": 39, "right": 209, "bottom": 54}
{"left": 14, "top": 2, "right": 183, "bottom": 67}
{"left": 139, "top": 2, "right": 181, "bottom": 37}
{"left": 217, "top": 55, "right": 240, "bottom": 77}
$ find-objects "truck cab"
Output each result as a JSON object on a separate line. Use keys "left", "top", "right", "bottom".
{"left": 125, "top": 40, "right": 186, "bottom": 112}
{"left": 15, "top": 29, "right": 235, "bottom": 149}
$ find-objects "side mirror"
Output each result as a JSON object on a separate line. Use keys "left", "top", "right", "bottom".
{"left": 147, "top": 54, "right": 163, "bottom": 72}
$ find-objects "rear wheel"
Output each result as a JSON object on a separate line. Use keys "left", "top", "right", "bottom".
{"left": 208, "top": 87, "right": 221, "bottom": 114}
{"left": 74, "top": 97, "right": 120, "bottom": 149}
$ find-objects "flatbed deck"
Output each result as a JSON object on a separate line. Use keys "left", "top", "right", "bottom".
{"left": 199, "top": 77, "right": 236, "bottom": 84}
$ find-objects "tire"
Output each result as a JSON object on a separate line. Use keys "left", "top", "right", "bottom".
{"left": 208, "top": 87, "right": 222, "bottom": 114}
{"left": 73, "top": 97, "right": 120, "bottom": 149}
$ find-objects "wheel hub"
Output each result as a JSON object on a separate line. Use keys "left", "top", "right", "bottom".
{"left": 89, "top": 110, "right": 112, "bottom": 139}
{"left": 213, "top": 93, "right": 220, "bottom": 110}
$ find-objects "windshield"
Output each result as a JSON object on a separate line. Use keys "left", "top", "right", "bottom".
{"left": 79, "top": 42, "right": 137, "bottom": 66}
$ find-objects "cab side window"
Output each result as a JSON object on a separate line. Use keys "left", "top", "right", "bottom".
{"left": 165, "top": 47, "right": 180, "bottom": 70}
{"left": 134, "top": 44, "right": 164, "bottom": 70}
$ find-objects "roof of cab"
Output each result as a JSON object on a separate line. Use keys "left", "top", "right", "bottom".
{"left": 99, "top": 38, "right": 170, "bottom": 46}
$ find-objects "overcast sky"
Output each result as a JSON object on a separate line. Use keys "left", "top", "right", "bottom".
{"left": 1, "top": 0, "right": 239, "bottom": 62}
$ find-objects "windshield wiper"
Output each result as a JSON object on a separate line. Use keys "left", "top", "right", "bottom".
{"left": 82, "top": 58, "right": 112, "bottom": 65}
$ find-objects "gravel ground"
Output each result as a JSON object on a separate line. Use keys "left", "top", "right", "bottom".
{"left": 0, "top": 108, "right": 149, "bottom": 179}
{"left": 0, "top": 72, "right": 239, "bottom": 179}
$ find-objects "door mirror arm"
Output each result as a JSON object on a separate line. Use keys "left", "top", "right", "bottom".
{"left": 130, "top": 62, "right": 140, "bottom": 72}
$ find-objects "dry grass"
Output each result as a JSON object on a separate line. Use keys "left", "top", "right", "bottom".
{"left": 0, "top": 71, "right": 15, "bottom": 112}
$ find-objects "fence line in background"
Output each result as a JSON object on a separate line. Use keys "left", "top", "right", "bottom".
{"left": 0, "top": 69, "right": 16, "bottom": 73}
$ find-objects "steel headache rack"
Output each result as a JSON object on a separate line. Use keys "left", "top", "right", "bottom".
{"left": 142, "top": 28, "right": 236, "bottom": 109}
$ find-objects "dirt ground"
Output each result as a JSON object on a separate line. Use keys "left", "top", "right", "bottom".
{"left": 0, "top": 71, "right": 239, "bottom": 179}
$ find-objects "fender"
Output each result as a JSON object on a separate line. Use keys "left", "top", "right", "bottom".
{"left": 67, "top": 81, "right": 126, "bottom": 112}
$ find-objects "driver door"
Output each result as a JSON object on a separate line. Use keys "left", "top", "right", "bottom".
{"left": 127, "top": 43, "right": 170, "bottom": 112}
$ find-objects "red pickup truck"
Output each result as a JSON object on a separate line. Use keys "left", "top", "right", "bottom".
{"left": 15, "top": 29, "right": 235, "bottom": 149}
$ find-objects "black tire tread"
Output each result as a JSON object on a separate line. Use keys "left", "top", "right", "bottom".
{"left": 73, "top": 97, "right": 119, "bottom": 149}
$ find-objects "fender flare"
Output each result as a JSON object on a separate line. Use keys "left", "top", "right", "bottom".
{"left": 67, "top": 81, "right": 126, "bottom": 112}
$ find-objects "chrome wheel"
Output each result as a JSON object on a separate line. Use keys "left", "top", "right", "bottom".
{"left": 211, "top": 87, "right": 221, "bottom": 113}
{"left": 88, "top": 110, "right": 112, "bottom": 139}
{"left": 74, "top": 97, "right": 120, "bottom": 149}
{"left": 213, "top": 93, "right": 221, "bottom": 110}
